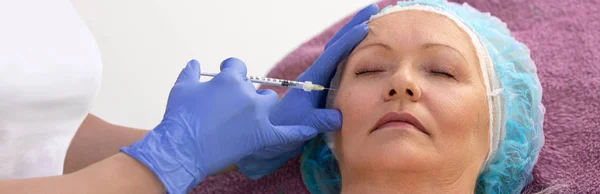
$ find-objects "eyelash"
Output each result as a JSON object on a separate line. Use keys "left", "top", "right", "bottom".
{"left": 354, "top": 65, "right": 456, "bottom": 79}
{"left": 354, "top": 66, "right": 385, "bottom": 76}
{"left": 430, "top": 69, "right": 455, "bottom": 78}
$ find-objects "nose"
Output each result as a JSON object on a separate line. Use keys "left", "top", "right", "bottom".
{"left": 384, "top": 69, "right": 422, "bottom": 102}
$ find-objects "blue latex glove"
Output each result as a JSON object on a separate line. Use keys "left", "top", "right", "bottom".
{"left": 236, "top": 4, "right": 379, "bottom": 180}
{"left": 121, "top": 58, "right": 322, "bottom": 194}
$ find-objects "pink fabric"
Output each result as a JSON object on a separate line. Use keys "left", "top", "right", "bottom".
{"left": 190, "top": 0, "right": 600, "bottom": 193}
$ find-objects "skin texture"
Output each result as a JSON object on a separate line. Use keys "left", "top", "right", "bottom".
{"left": 332, "top": 11, "right": 491, "bottom": 193}
{"left": 64, "top": 114, "right": 148, "bottom": 174}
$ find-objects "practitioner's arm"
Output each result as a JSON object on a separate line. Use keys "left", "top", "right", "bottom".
{"left": 64, "top": 114, "right": 148, "bottom": 174}
{"left": 5, "top": 58, "right": 328, "bottom": 194}
{"left": 1, "top": 153, "right": 164, "bottom": 194}
{"left": 64, "top": 114, "right": 238, "bottom": 175}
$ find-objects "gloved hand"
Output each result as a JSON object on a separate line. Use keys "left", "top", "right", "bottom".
{"left": 121, "top": 58, "right": 322, "bottom": 194}
{"left": 236, "top": 4, "right": 379, "bottom": 180}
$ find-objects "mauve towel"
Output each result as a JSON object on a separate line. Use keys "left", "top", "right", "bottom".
{"left": 190, "top": 0, "right": 600, "bottom": 193}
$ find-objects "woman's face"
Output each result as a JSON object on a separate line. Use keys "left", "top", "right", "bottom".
{"left": 333, "top": 11, "right": 490, "bottom": 177}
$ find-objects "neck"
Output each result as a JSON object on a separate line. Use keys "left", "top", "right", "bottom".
{"left": 340, "top": 164, "right": 479, "bottom": 194}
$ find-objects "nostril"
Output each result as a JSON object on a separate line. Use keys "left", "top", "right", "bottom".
{"left": 389, "top": 89, "right": 397, "bottom": 96}
{"left": 406, "top": 89, "right": 413, "bottom": 96}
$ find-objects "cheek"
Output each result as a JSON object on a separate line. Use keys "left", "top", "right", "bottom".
{"left": 425, "top": 83, "right": 490, "bottom": 156}
{"left": 431, "top": 91, "right": 475, "bottom": 130}
{"left": 433, "top": 89, "right": 484, "bottom": 133}
{"left": 332, "top": 80, "right": 383, "bottom": 154}
{"left": 334, "top": 83, "right": 380, "bottom": 130}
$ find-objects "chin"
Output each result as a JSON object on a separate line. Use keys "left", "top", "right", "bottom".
{"left": 341, "top": 136, "right": 436, "bottom": 172}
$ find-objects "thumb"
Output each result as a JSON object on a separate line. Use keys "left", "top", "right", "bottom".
{"left": 175, "top": 59, "right": 201, "bottom": 84}
{"left": 219, "top": 57, "right": 247, "bottom": 77}
{"left": 265, "top": 125, "right": 319, "bottom": 147}
{"left": 301, "top": 109, "right": 342, "bottom": 133}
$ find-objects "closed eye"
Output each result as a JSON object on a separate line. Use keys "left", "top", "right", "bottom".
{"left": 431, "top": 70, "right": 454, "bottom": 78}
{"left": 355, "top": 66, "right": 385, "bottom": 76}
{"left": 355, "top": 70, "right": 384, "bottom": 76}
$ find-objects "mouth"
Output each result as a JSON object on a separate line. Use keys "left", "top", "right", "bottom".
{"left": 371, "top": 112, "right": 428, "bottom": 135}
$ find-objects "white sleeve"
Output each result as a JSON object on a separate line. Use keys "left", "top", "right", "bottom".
{"left": 0, "top": 0, "right": 103, "bottom": 179}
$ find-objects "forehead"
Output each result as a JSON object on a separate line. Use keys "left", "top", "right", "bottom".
{"left": 362, "top": 10, "right": 475, "bottom": 60}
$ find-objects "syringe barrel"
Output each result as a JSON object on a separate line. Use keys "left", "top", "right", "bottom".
{"left": 247, "top": 75, "right": 302, "bottom": 88}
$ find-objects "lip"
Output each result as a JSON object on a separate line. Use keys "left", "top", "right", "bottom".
{"left": 372, "top": 112, "right": 428, "bottom": 135}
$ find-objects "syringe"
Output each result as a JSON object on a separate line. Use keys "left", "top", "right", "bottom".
{"left": 200, "top": 72, "right": 327, "bottom": 92}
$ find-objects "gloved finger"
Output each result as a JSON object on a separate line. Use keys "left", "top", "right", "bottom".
{"left": 256, "top": 89, "right": 277, "bottom": 96}
{"left": 219, "top": 57, "right": 248, "bottom": 77}
{"left": 256, "top": 89, "right": 279, "bottom": 111}
{"left": 301, "top": 109, "right": 342, "bottom": 133}
{"left": 265, "top": 125, "right": 319, "bottom": 147}
{"left": 175, "top": 59, "right": 201, "bottom": 84}
{"left": 300, "top": 23, "right": 368, "bottom": 85}
{"left": 325, "top": 4, "right": 378, "bottom": 49}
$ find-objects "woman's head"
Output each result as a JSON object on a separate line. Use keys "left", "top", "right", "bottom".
{"left": 328, "top": 8, "right": 492, "bottom": 190}
{"left": 301, "top": 1, "right": 544, "bottom": 193}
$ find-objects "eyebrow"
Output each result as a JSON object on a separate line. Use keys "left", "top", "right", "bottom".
{"left": 351, "top": 41, "right": 469, "bottom": 64}
{"left": 352, "top": 27, "right": 392, "bottom": 53}
{"left": 421, "top": 43, "right": 468, "bottom": 62}
{"left": 353, "top": 42, "right": 392, "bottom": 53}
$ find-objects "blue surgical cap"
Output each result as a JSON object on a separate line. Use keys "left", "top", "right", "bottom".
{"left": 301, "top": 0, "right": 545, "bottom": 193}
